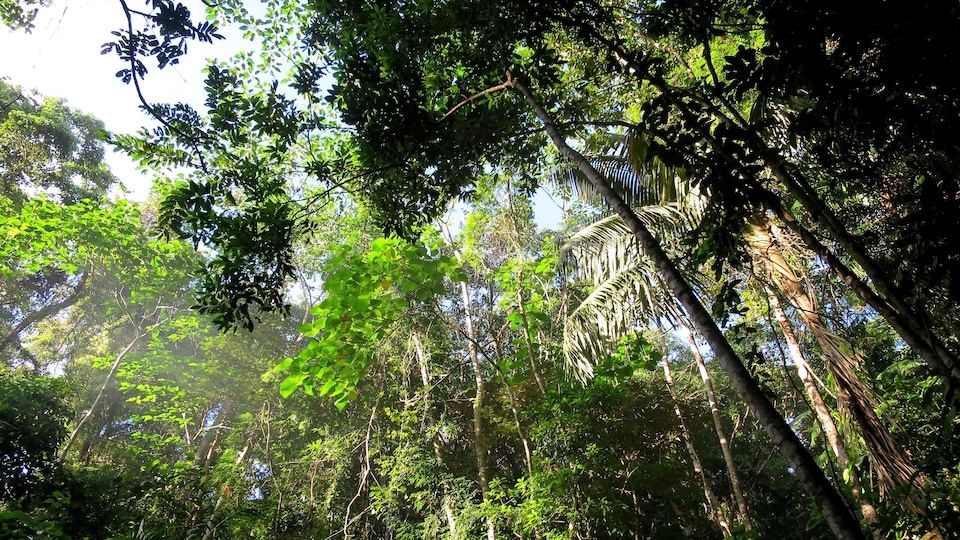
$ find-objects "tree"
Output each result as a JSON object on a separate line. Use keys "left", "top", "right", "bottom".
{"left": 92, "top": 0, "right": 960, "bottom": 536}
{"left": 0, "top": 80, "right": 122, "bottom": 367}
{"left": 0, "top": 369, "right": 69, "bottom": 501}
{"left": 0, "top": 80, "right": 116, "bottom": 207}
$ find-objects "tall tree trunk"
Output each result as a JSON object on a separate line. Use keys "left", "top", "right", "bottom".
{"left": 190, "top": 400, "right": 240, "bottom": 536}
{"left": 343, "top": 401, "right": 379, "bottom": 539}
{"left": 763, "top": 282, "right": 883, "bottom": 534}
{"left": 767, "top": 157, "right": 960, "bottom": 375}
{"left": 201, "top": 485, "right": 230, "bottom": 540}
{"left": 515, "top": 287, "right": 548, "bottom": 395}
{"left": 670, "top": 500, "right": 697, "bottom": 538}
{"left": 459, "top": 279, "right": 495, "bottom": 540}
{"left": 75, "top": 396, "right": 123, "bottom": 464}
{"left": 412, "top": 334, "right": 458, "bottom": 538}
{"left": 684, "top": 330, "right": 753, "bottom": 531}
{"left": 509, "top": 76, "right": 865, "bottom": 540}
{"left": 661, "top": 344, "right": 732, "bottom": 538}
{"left": 746, "top": 218, "right": 921, "bottom": 500}
{"left": 441, "top": 226, "right": 496, "bottom": 539}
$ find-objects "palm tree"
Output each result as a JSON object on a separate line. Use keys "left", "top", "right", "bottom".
{"left": 551, "top": 126, "right": 760, "bottom": 532}
{"left": 511, "top": 76, "right": 861, "bottom": 537}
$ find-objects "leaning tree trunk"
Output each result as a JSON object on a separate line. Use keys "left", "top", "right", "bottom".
{"left": 746, "top": 218, "right": 921, "bottom": 501}
{"left": 763, "top": 158, "right": 960, "bottom": 386}
{"left": 685, "top": 330, "right": 753, "bottom": 531}
{"left": 195, "top": 400, "right": 235, "bottom": 471}
{"left": 0, "top": 272, "right": 89, "bottom": 354}
{"left": 75, "top": 394, "right": 123, "bottom": 464}
{"left": 509, "top": 75, "right": 865, "bottom": 540}
{"left": 763, "top": 189, "right": 960, "bottom": 406}
{"left": 762, "top": 282, "right": 883, "bottom": 534}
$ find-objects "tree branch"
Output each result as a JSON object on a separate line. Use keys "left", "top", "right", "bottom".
{"left": 436, "top": 80, "right": 516, "bottom": 124}
{"left": 0, "top": 272, "right": 90, "bottom": 354}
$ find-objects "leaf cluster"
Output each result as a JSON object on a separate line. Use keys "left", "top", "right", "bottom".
{"left": 277, "top": 236, "right": 464, "bottom": 408}
{"left": 0, "top": 370, "right": 69, "bottom": 502}
{"left": 0, "top": 81, "right": 116, "bottom": 207}
{"left": 101, "top": 0, "right": 224, "bottom": 83}
{"left": 0, "top": 0, "right": 47, "bottom": 30}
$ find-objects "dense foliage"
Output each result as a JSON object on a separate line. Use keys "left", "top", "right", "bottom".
{"left": 3, "top": 0, "right": 960, "bottom": 538}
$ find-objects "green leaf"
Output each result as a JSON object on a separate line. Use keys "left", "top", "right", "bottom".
{"left": 318, "top": 379, "right": 337, "bottom": 397}
{"left": 279, "top": 374, "right": 304, "bottom": 398}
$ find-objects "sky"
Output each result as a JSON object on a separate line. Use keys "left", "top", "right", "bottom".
{"left": 1, "top": 0, "right": 567, "bottom": 226}
{"left": 1, "top": 0, "right": 232, "bottom": 199}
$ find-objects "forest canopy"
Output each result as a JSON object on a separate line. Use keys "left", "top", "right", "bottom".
{"left": 2, "top": 0, "right": 960, "bottom": 538}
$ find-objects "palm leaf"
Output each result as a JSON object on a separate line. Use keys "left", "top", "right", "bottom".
{"left": 564, "top": 257, "right": 684, "bottom": 381}
{"left": 556, "top": 129, "right": 706, "bottom": 379}
{"left": 551, "top": 130, "right": 706, "bottom": 218}
{"left": 562, "top": 206, "right": 693, "bottom": 286}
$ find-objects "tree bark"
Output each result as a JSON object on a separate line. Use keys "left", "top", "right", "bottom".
{"left": 762, "top": 282, "right": 883, "bottom": 534}
{"left": 661, "top": 346, "right": 732, "bottom": 537}
{"left": 685, "top": 330, "right": 753, "bottom": 531}
{"left": 746, "top": 219, "right": 920, "bottom": 500}
{"left": 510, "top": 75, "right": 865, "bottom": 540}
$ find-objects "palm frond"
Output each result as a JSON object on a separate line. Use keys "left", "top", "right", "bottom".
{"left": 551, "top": 129, "right": 705, "bottom": 215}
{"left": 563, "top": 258, "right": 683, "bottom": 381}
{"left": 562, "top": 206, "right": 691, "bottom": 285}
{"left": 554, "top": 155, "right": 699, "bottom": 208}
{"left": 556, "top": 128, "right": 705, "bottom": 380}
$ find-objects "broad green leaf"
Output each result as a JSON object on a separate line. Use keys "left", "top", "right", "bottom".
{"left": 280, "top": 374, "right": 305, "bottom": 398}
